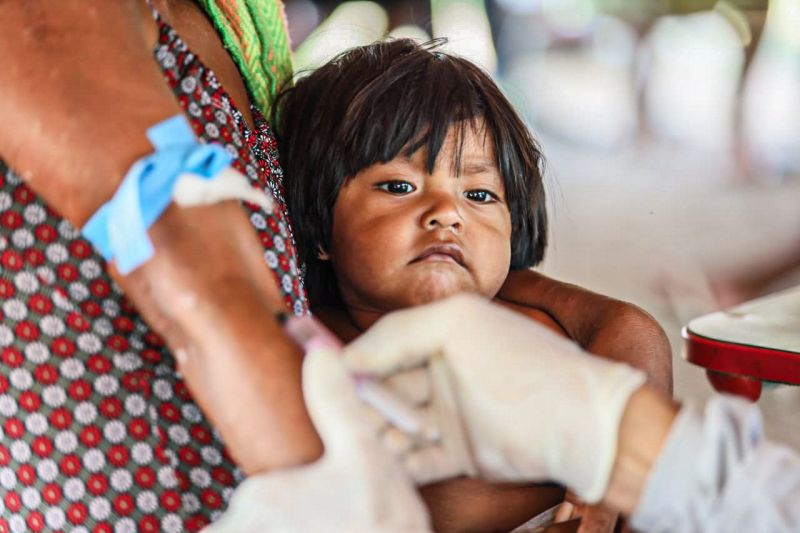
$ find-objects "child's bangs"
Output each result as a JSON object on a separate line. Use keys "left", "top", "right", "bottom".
{"left": 339, "top": 41, "right": 492, "bottom": 178}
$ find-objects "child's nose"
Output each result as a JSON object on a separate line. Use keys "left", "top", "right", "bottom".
{"left": 421, "top": 194, "right": 463, "bottom": 233}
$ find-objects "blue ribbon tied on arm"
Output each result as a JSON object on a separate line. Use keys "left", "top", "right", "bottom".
{"left": 82, "top": 115, "right": 234, "bottom": 275}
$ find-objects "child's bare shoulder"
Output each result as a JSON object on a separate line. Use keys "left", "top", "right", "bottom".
{"left": 494, "top": 298, "right": 569, "bottom": 338}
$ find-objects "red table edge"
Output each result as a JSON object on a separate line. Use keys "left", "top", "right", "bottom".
{"left": 683, "top": 327, "right": 800, "bottom": 385}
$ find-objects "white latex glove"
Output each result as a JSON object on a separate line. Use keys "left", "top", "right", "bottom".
{"left": 343, "top": 294, "right": 647, "bottom": 503}
{"left": 205, "top": 348, "right": 431, "bottom": 533}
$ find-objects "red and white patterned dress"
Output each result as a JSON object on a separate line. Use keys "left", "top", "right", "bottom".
{"left": 0, "top": 16, "right": 307, "bottom": 533}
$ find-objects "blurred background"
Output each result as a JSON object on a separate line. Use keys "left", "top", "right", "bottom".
{"left": 283, "top": 0, "right": 800, "bottom": 446}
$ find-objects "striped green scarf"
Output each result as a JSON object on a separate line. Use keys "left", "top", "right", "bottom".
{"left": 198, "top": 0, "right": 293, "bottom": 119}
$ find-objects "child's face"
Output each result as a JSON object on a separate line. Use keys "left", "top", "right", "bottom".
{"left": 328, "top": 122, "right": 512, "bottom": 315}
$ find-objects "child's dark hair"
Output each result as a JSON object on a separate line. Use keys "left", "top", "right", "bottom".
{"left": 274, "top": 38, "right": 547, "bottom": 307}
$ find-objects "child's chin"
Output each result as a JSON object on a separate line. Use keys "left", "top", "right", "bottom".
{"left": 404, "top": 276, "right": 480, "bottom": 306}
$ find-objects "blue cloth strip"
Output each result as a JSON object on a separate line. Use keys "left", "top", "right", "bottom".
{"left": 82, "top": 115, "right": 234, "bottom": 274}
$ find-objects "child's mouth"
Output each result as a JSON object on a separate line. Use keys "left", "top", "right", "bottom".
{"left": 411, "top": 244, "right": 466, "bottom": 268}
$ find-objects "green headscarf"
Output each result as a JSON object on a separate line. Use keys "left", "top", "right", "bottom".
{"left": 198, "top": 0, "right": 294, "bottom": 118}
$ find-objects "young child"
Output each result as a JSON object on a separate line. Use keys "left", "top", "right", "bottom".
{"left": 278, "top": 38, "right": 555, "bottom": 328}
{"left": 275, "top": 39, "right": 662, "bottom": 532}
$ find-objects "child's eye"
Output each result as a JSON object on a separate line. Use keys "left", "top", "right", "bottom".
{"left": 464, "top": 189, "right": 499, "bottom": 204}
{"left": 375, "top": 181, "right": 416, "bottom": 195}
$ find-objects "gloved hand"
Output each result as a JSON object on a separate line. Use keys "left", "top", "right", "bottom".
{"left": 343, "top": 294, "right": 647, "bottom": 503}
{"left": 204, "top": 348, "right": 431, "bottom": 533}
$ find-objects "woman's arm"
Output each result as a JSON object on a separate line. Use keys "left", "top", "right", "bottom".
{"left": 0, "top": 1, "right": 321, "bottom": 474}
{"left": 500, "top": 269, "right": 673, "bottom": 393}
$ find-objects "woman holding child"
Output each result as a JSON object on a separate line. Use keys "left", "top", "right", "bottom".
{"left": 0, "top": 1, "right": 669, "bottom": 531}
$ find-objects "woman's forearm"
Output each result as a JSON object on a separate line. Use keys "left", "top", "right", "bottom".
{"left": 121, "top": 202, "right": 323, "bottom": 474}
{"left": 0, "top": 1, "right": 322, "bottom": 473}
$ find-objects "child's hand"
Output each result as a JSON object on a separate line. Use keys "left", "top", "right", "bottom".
{"left": 575, "top": 506, "right": 618, "bottom": 533}
{"left": 555, "top": 492, "right": 618, "bottom": 533}
{"left": 543, "top": 518, "right": 582, "bottom": 533}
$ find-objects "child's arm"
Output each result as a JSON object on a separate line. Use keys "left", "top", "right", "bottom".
{"left": 500, "top": 270, "right": 671, "bottom": 533}
{"left": 494, "top": 298, "right": 623, "bottom": 532}
{"left": 499, "top": 269, "right": 673, "bottom": 393}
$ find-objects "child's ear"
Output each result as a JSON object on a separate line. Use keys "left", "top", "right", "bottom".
{"left": 317, "top": 247, "right": 330, "bottom": 261}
